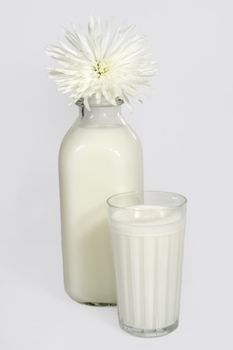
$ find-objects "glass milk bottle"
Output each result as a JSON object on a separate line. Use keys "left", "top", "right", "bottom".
{"left": 59, "top": 98, "right": 143, "bottom": 305}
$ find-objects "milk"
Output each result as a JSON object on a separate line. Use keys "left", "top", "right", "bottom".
{"left": 59, "top": 106, "right": 143, "bottom": 304}
{"left": 110, "top": 205, "right": 185, "bottom": 331}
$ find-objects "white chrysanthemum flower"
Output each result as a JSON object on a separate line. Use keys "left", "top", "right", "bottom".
{"left": 47, "top": 17, "right": 157, "bottom": 109}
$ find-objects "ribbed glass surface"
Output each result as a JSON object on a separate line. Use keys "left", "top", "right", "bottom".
{"left": 110, "top": 205, "right": 186, "bottom": 331}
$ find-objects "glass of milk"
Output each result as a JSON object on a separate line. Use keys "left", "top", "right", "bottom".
{"left": 107, "top": 191, "right": 187, "bottom": 337}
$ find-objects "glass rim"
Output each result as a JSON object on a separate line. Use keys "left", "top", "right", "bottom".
{"left": 106, "top": 190, "right": 187, "bottom": 210}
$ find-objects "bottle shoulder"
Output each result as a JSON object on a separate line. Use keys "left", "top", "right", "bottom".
{"left": 60, "top": 123, "right": 141, "bottom": 150}
{"left": 59, "top": 123, "right": 142, "bottom": 164}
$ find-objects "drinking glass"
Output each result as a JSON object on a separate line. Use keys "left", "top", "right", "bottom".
{"left": 107, "top": 191, "right": 187, "bottom": 337}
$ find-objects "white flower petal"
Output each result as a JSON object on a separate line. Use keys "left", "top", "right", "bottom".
{"left": 47, "top": 17, "right": 156, "bottom": 107}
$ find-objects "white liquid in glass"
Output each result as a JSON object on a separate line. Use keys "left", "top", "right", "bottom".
{"left": 111, "top": 205, "right": 185, "bottom": 330}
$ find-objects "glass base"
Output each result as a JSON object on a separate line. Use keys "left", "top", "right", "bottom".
{"left": 119, "top": 319, "right": 178, "bottom": 337}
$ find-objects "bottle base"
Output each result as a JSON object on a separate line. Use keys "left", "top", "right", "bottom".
{"left": 119, "top": 319, "right": 178, "bottom": 337}
{"left": 65, "top": 288, "right": 116, "bottom": 306}
{"left": 79, "top": 301, "right": 117, "bottom": 307}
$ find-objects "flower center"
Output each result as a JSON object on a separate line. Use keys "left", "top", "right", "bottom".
{"left": 93, "top": 61, "right": 109, "bottom": 78}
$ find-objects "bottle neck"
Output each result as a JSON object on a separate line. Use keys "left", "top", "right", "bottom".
{"left": 78, "top": 105, "right": 125, "bottom": 127}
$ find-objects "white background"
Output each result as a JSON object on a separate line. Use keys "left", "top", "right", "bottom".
{"left": 0, "top": 0, "right": 233, "bottom": 349}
